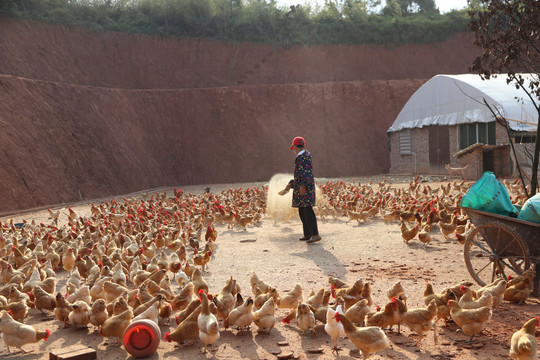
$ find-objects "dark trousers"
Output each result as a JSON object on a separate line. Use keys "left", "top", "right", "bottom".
{"left": 298, "top": 206, "right": 319, "bottom": 237}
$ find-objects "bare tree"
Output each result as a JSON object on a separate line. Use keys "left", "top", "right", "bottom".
{"left": 469, "top": 0, "right": 540, "bottom": 196}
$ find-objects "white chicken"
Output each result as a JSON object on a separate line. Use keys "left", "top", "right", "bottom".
{"left": 325, "top": 304, "right": 346, "bottom": 354}
{"left": 198, "top": 291, "right": 220, "bottom": 352}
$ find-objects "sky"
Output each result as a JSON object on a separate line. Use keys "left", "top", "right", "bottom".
{"left": 274, "top": 0, "right": 469, "bottom": 14}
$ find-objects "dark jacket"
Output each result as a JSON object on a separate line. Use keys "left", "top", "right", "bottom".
{"left": 288, "top": 150, "right": 316, "bottom": 207}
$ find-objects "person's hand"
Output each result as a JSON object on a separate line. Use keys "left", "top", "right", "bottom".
{"left": 278, "top": 186, "right": 290, "bottom": 196}
{"left": 299, "top": 185, "right": 306, "bottom": 196}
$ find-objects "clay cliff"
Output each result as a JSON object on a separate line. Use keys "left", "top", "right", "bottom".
{"left": 0, "top": 16, "right": 480, "bottom": 212}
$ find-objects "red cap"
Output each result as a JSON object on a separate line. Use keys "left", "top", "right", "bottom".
{"left": 290, "top": 136, "right": 305, "bottom": 150}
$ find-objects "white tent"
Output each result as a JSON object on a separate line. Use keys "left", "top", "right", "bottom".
{"left": 388, "top": 74, "right": 538, "bottom": 133}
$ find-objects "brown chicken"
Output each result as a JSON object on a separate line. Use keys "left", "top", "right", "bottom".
{"left": 442, "top": 281, "right": 475, "bottom": 301}
{"left": 399, "top": 208, "right": 418, "bottom": 223}
{"left": 62, "top": 248, "right": 76, "bottom": 274}
{"left": 360, "top": 282, "right": 373, "bottom": 307}
{"left": 418, "top": 225, "right": 432, "bottom": 247}
{"left": 277, "top": 284, "right": 303, "bottom": 309}
{"left": 253, "top": 297, "right": 276, "bottom": 334}
{"left": 205, "top": 225, "right": 218, "bottom": 243}
{"left": 306, "top": 288, "right": 327, "bottom": 309}
{"left": 0, "top": 310, "right": 50, "bottom": 353}
{"left": 165, "top": 304, "right": 203, "bottom": 344}
{"left": 296, "top": 301, "right": 316, "bottom": 335}
{"left": 145, "top": 269, "right": 167, "bottom": 287}
{"left": 219, "top": 208, "right": 236, "bottom": 230}
{"left": 168, "top": 252, "right": 183, "bottom": 275}
{"left": 11, "top": 247, "right": 30, "bottom": 269}
{"left": 328, "top": 276, "right": 348, "bottom": 289}
{"left": 455, "top": 223, "right": 475, "bottom": 244}
{"left": 424, "top": 281, "right": 454, "bottom": 324}
{"left": 192, "top": 268, "right": 209, "bottom": 295}
{"left": 335, "top": 313, "right": 390, "bottom": 358}
{"left": 346, "top": 209, "right": 370, "bottom": 224}
{"left": 234, "top": 214, "right": 253, "bottom": 230}
{"left": 182, "top": 261, "right": 195, "bottom": 279}
{"left": 510, "top": 317, "right": 539, "bottom": 360}
{"left": 159, "top": 301, "right": 173, "bottom": 325}
{"left": 459, "top": 286, "right": 493, "bottom": 309}
{"left": 32, "top": 285, "right": 56, "bottom": 314}
{"left": 171, "top": 283, "right": 194, "bottom": 311}
{"left": 107, "top": 296, "right": 129, "bottom": 317}
{"left": 439, "top": 215, "right": 457, "bottom": 239}
{"left": 386, "top": 281, "right": 407, "bottom": 306}
{"left": 365, "top": 299, "right": 400, "bottom": 330}
{"left": 504, "top": 277, "right": 533, "bottom": 304}
{"left": 89, "top": 299, "right": 108, "bottom": 330}
{"left": 0, "top": 300, "right": 30, "bottom": 322}
{"left": 225, "top": 297, "right": 254, "bottom": 332}
{"left": 476, "top": 278, "right": 507, "bottom": 308}
{"left": 145, "top": 279, "right": 174, "bottom": 301}
{"left": 212, "top": 276, "right": 235, "bottom": 320}
{"left": 380, "top": 207, "right": 399, "bottom": 223}
{"left": 36, "top": 277, "right": 57, "bottom": 295}
{"left": 67, "top": 285, "right": 91, "bottom": 305}
{"left": 54, "top": 292, "right": 72, "bottom": 328}
{"left": 175, "top": 298, "right": 201, "bottom": 325}
{"left": 400, "top": 221, "right": 419, "bottom": 244}
{"left": 133, "top": 295, "right": 162, "bottom": 317}
{"left": 9, "top": 286, "right": 30, "bottom": 303}
{"left": 250, "top": 271, "right": 273, "bottom": 294}
{"left": 45, "top": 247, "right": 60, "bottom": 270}
{"left": 193, "top": 249, "right": 212, "bottom": 272}
{"left": 448, "top": 300, "right": 492, "bottom": 342}
{"left": 398, "top": 298, "right": 438, "bottom": 345}
{"left": 254, "top": 288, "right": 279, "bottom": 310}
{"left": 332, "top": 279, "right": 364, "bottom": 308}
{"left": 99, "top": 308, "right": 133, "bottom": 345}
{"left": 21, "top": 268, "right": 42, "bottom": 294}
{"left": 345, "top": 298, "right": 370, "bottom": 326}
{"left": 507, "top": 268, "right": 535, "bottom": 288}
{"left": 103, "top": 281, "right": 129, "bottom": 303}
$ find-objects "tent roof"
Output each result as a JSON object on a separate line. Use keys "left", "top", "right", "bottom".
{"left": 388, "top": 74, "right": 538, "bottom": 133}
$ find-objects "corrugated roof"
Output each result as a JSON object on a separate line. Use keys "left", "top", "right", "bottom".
{"left": 388, "top": 74, "right": 539, "bottom": 133}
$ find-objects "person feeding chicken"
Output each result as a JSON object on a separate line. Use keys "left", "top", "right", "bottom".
{"left": 278, "top": 136, "right": 321, "bottom": 244}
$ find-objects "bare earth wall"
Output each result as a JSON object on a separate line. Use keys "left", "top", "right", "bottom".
{"left": 0, "top": 17, "right": 480, "bottom": 212}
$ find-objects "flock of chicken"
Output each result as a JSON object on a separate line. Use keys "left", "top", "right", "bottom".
{"left": 0, "top": 178, "right": 536, "bottom": 359}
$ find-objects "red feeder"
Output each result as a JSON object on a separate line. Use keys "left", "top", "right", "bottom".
{"left": 123, "top": 319, "right": 161, "bottom": 358}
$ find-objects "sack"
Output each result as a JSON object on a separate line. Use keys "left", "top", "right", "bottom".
{"left": 517, "top": 193, "right": 540, "bottom": 223}
{"left": 460, "top": 171, "right": 518, "bottom": 217}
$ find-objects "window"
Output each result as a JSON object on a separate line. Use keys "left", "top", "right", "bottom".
{"left": 459, "top": 122, "right": 496, "bottom": 150}
{"left": 399, "top": 129, "right": 412, "bottom": 155}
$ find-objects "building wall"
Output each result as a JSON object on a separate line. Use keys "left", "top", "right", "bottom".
{"left": 496, "top": 121, "right": 510, "bottom": 144}
{"left": 460, "top": 149, "right": 483, "bottom": 180}
{"left": 389, "top": 127, "right": 431, "bottom": 174}
{"left": 390, "top": 125, "right": 460, "bottom": 175}
{"left": 390, "top": 121, "right": 510, "bottom": 178}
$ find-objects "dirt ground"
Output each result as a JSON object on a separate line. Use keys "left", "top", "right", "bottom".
{"left": 0, "top": 176, "right": 538, "bottom": 360}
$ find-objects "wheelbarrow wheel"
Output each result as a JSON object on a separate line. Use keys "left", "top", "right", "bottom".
{"left": 464, "top": 222, "right": 530, "bottom": 287}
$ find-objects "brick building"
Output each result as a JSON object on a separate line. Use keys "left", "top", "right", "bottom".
{"left": 387, "top": 74, "right": 538, "bottom": 181}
